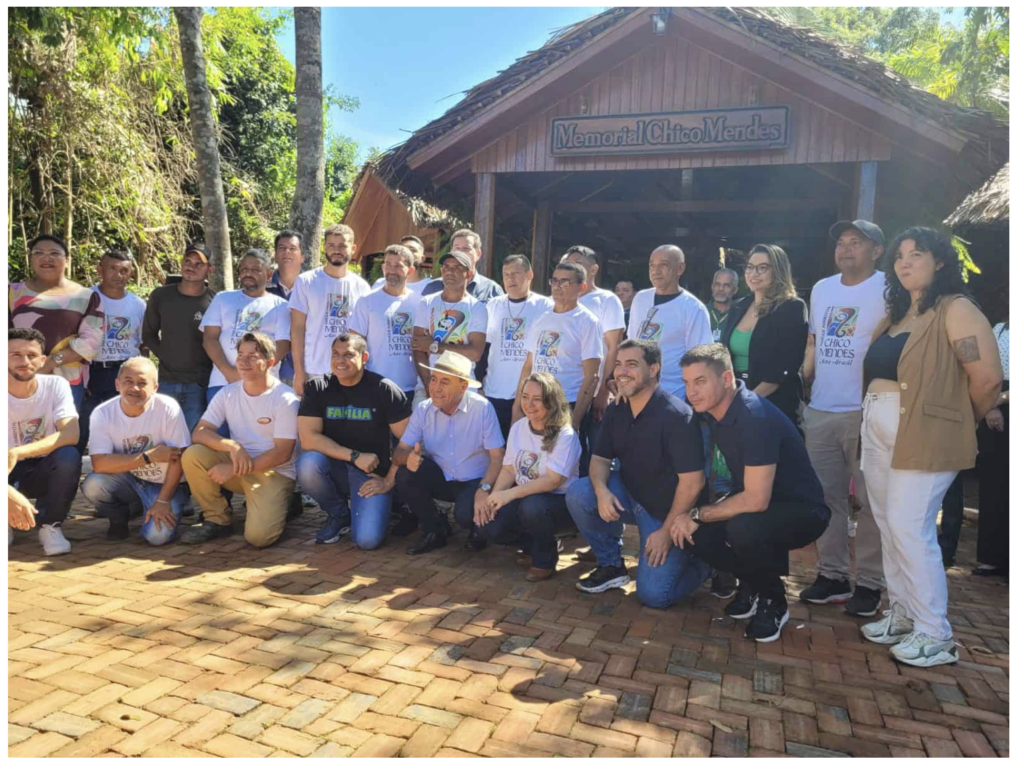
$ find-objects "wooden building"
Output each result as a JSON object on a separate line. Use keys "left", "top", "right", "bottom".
{"left": 350, "top": 7, "right": 1008, "bottom": 298}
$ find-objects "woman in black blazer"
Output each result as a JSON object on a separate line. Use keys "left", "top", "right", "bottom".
{"left": 719, "top": 244, "right": 808, "bottom": 424}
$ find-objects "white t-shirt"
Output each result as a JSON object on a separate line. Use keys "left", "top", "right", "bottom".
{"left": 579, "top": 287, "right": 626, "bottom": 335}
{"left": 503, "top": 418, "right": 581, "bottom": 494}
{"left": 483, "top": 293, "right": 554, "bottom": 400}
{"left": 200, "top": 291, "right": 291, "bottom": 387}
{"left": 414, "top": 291, "right": 488, "bottom": 376}
{"left": 92, "top": 288, "right": 147, "bottom": 362}
{"left": 349, "top": 286, "right": 421, "bottom": 393}
{"left": 373, "top": 277, "right": 428, "bottom": 296}
{"left": 526, "top": 304, "right": 604, "bottom": 402}
{"left": 289, "top": 268, "right": 372, "bottom": 377}
{"left": 88, "top": 394, "right": 191, "bottom": 484}
{"left": 809, "top": 271, "right": 888, "bottom": 412}
{"left": 627, "top": 289, "right": 713, "bottom": 396}
{"left": 8, "top": 375, "right": 77, "bottom": 448}
{"left": 200, "top": 379, "right": 300, "bottom": 479}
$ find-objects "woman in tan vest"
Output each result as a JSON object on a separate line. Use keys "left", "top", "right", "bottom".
{"left": 857, "top": 227, "right": 1002, "bottom": 668}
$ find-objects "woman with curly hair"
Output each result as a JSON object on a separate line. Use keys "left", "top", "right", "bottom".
{"left": 476, "top": 372, "right": 581, "bottom": 581}
{"left": 858, "top": 227, "right": 1002, "bottom": 667}
{"left": 719, "top": 244, "right": 808, "bottom": 424}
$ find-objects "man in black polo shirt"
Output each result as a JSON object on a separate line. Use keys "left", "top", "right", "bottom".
{"left": 674, "top": 344, "right": 829, "bottom": 642}
{"left": 296, "top": 333, "right": 411, "bottom": 550}
{"left": 565, "top": 340, "right": 711, "bottom": 607}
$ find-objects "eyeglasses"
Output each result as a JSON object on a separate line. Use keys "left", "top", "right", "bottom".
{"left": 549, "top": 277, "right": 579, "bottom": 288}
{"left": 744, "top": 263, "right": 771, "bottom": 275}
{"left": 30, "top": 250, "right": 66, "bottom": 259}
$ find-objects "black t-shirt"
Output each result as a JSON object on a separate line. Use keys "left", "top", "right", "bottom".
{"left": 707, "top": 382, "right": 827, "bottom": 516}
{"left": 594, "top": 386, "right": 704, "bottom": 519}
{"left": 142, "top": 284, "right": 215, "bottom": 385}
{"left": 298, "top": 371, "right": 412, "bottom": 475}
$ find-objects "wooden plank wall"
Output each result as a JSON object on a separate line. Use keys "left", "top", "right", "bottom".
{"left": 470, "top": 36, "right": 891, "bottom": 175}
{"left": 343, "top": 172, "right": 438, "bottom": 263}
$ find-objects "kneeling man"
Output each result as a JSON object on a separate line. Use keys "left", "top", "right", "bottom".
{"left": 674, "top": 344, "right": 829, "bottom": 642}
{"left": 81, "top": 357, "right": 191, "bottom": 544}
{"left": 181, "top": 332, "right": 300, "bottom": 547}
{"left": 394, "top": 351, "right": 504, "bottom": 556}
{"left": 567, "top": 340, "right": 711, "bottom": 608}
{"left": 297, "top": 333, "right": 411, "bottom": 550}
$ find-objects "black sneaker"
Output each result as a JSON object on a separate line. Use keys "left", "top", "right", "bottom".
{"left": 576, "top": 561, "right": 630, "bottom": 594}
{"left": 844, "top": 585, "right": 881, "bottom": 617}
{"left": 180, "top": 521, "right": 233, "bottom": 544}
{"left": 391, "top": 513, "right": 419, "bottom": 538}
{"left": 745, "top": 596, "right": 789, "bottom": 643}
{"left": 798, "top": 575, "right": 854, "bottom": 605}
{"left": 710, "top": 571, "right": 738, "bottom": 599}
{"left": 725, "top": 582, "right": 759, "bottom": 619}
{"left": 464, "top": 530, "right": 488, "bottom": 552}
{"left": 107, "top": 520, "right": 130, "bottom": 541}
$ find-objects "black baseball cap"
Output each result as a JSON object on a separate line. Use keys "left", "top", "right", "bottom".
{"left": 829, "top": 220, "right": 885, "bottom": 246}
{"left": 183, "top": 242, "right": 211, "bottom": 262}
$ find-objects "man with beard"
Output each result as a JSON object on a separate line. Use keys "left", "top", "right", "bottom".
{"left": 7, "top": 327, "right": 81, "bottom": 554}
{"left": 372, "top": 236, "right": 430, "bottom": 295}
{"left": 290, "top": 224, "right": 372, "bottom": 395}
{"left": 80, "top": 357, "right": 191, "bottom": 544}
{"left": 708, "top": 268, "right": 739, "bottom": 343}
{"left": 566, "top": 340, "right": 711, "bottom": 606}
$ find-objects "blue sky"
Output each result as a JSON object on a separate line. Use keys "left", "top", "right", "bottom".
{"left": 276, "top": 6, "right": 604, "bottom": 162}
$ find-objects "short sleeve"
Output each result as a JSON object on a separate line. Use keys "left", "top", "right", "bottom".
{"left": 87, "top": 407, "right": 114, "bottom": 456}
{"left": 273, "top": 302, "right": 291, "bottom": 341}
{"left": 593, "top": 407, "right": 617, "bottom": 460}
{"left": 688, "top": 301, "right": 713, "bottom": 349}
{"left": 199, "top": 293, "right": 223, "bottom": 331}
{"left": 400, "top": 404, "right": 425, "bottom": 447}
{"left": 469, "top": 301, "right": 488, "bottom": 335}
{"left": 741, "top": 414, "right": 780, "bottom": 467}
{"left": 602, "top": 295, "right": 625, "bottom": 333}
{"left": 273, "top": 391, "right": 300, "bottom": 441}
{"left": 165, "top": 401, "right": 192, "bottom": 448}
{"left": 666, "top": 410, "right": 704, "bottom": 474}
{"left": 51, "top": 377, "right": 78, "bottom": 423}
{"left": 545, "top": 426, "right": 582, "bottom": 478}
{"left": 200, "top": 387, "right": 227, "bottom": 429}
{"left": 581, "top": 315, "right": 604, "bottom": 361}
{"left": 289, "top": 275, "right": 309, "bottom": 315}
{"left": 415, "top": 296, "right": 430, "bottom": 329}
{"left": 297, "top": 378, "right": 324, "bottom": 418}
{"left": 808, "top": 282, "right": 821, "bottom": 337}
{"left": 480, "top": 400, "right": 505, "bottom": 451}
{"left": 382, "top": 380, "right": 412, "bottom": 424}
{"left": 349, "top": 295, "right": 370, "bottom": 337}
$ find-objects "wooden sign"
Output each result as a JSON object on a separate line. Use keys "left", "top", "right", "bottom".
{"left": 550, "top": 106, "right": 789, "bottom": 157}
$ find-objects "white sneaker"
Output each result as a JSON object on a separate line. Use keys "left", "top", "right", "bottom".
{"left": 860, "top": 603, "right": 913, "bottom": 644}
{"left": 890, "top": 631, "right": 959, "bottom": 667}
{"left": 39, "top": 523, "right": 71, "bottom": 556}
{"left": 847, "top": 516, "right": 857, "bottom": 538}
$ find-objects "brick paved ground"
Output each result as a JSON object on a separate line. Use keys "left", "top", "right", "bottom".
{"left": 9, "top": 481, "right": 1009, "bottom": 758}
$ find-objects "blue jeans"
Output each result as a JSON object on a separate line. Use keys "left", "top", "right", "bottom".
{"left": 8, "top": 445, "right": 81, "bottom": 526}
{"left": 71, "top": 382, "right": 85, "bottom": 412}
{"left": 159, "top": 382, "right": 207, "bottom": 433}
{"left": 81, "top": 472, "right": 187, "bottom": 545}
{"left": 566, "top": 475, "right": 712, "bottom": 609}
{"left": 296, "top": 451, "right": 391, "bottom": 550}
{"left": 478, "top": 492, "right": 574, "bottom": 569}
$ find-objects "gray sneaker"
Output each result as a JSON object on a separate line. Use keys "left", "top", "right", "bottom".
{"left": 860, "top": 603, "right": 913, "bottom": 645}
{"left": 890, "top": 631, "right": 959, "bottom": 667}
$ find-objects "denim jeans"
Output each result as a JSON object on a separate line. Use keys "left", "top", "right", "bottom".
{"left": 296, "top": 451, "right": 392, "bottom": 550}
{"left": 477, "top": 492, "right": 574, "bottom": 569}
{"left": 159, "top": 382, "right": 207, "bottom": 433}
{"left": 566, "top": 475, "right": 712, "bottom": 609}
{"left": 395, "top": 456, "right": 480, "bottom": 536}
{"left": 81, "top": 472, "right": 187, "bottom": 545}
{"left": 71, "top": 382, "right": 85, "bottom": 412}
{"left": 8, "top": 445, "right": 82, "bottom": 526}
{"left": 79, "top": 362, "right": 123, "bottom": 452}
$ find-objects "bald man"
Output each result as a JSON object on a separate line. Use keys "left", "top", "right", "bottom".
{"left": 81, "top": 356, "right": 192, "bottom": 544}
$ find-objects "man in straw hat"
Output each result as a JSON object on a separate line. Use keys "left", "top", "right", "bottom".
{"left": 393, "top": 350, "right": 505, "bottom": 556}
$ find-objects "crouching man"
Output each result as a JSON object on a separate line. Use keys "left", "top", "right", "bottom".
{"left": 674, "top": 344, "right": 829, "bottom": 642}
{"left": 81, "top": 357, "right": 191, "bottom": 544}
{"left": 180, "top": 332, "right": 300, "bottom": 547}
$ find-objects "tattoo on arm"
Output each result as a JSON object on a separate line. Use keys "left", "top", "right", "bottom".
{"left": 953, "top": 336, "right": 981, "bottom": 364}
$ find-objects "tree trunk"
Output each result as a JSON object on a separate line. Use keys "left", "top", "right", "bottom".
{"left": 290, "top": 7, "right": 325, "bottom": 269}
{"left": 173, "top": 6, "right": 233, "bottom": 290}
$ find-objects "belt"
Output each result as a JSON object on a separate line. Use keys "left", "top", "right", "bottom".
{"left": 92, "top": 359, "right": 130, "bottom": 369}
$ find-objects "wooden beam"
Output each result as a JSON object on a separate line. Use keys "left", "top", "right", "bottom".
{"left": 578, "top": 181, "right": 615, "bottom": 203}
{"left": 531, "top": 201, "right": 552, "bottom": 292}
{"left": 474, "top": 172, "right": 497, "bottom": 277}
{"left": 433, "top": 158, "right": 472, "bottom": 187}
{"left": 532, "top": 173, "right": 576, "bottom": 199}
{"left": 851, "top": 161, "right": 878, "bottom": 221}
{"left": 805, "top": 164, "right": 852, "bottom": 189}
{"left": 553, "top": 198, "right": 837, "bottom": 214}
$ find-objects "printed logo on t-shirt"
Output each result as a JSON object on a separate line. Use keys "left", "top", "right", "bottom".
{"left": 325, "top": 293, "right": 352, "bottom": 336}
{"left": 256, "top": 417, "right": 272, "bottom": 425}
{"left": 516, "top": 450, "right": 541, "bottom": 482}
{"left": 231, "top": 307, "right": 267, "bottom": 346}
{"left": 502, "top": 317, "right": 526, "bottom": 342}
{"left": 122, "top": 434, "right": 153, "bottom": 454}
{"left": 818, "top": 306, "right": 859, "bottom": 365}
{"left": 106, "top": 316, "right": 132, "bottom": 341}
{"left": 326, "top": 405, "right": 373, "bottom": 421}
{"left": 537, "top": 331, "right": 561, "bottom": 357}
{"left": 498, "top": 317, "right": 528, "bottom": 362}
{"left": 193, "top": 311, "right": 203, "bottom": 322}
{"left": 12, "top": 418, "right": 44, "bottom": 446}
{"left": 636, "top": 307, "right": 663, "bottom": 342}
{"left": 431, "top": 308, "right": 467, "bottom": 344}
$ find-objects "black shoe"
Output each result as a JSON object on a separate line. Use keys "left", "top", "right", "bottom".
{"left": 844, "top": 585, "right": 881, "bottom": 617}
{"left": 745, "top": 595, "right": 789, "bottom": 643}
{"left": 106, "top": 520, "right": 130, "bottom": 541}
{"left": 391, "top": 514, "right": 419, "bottom": 538}
{"left": 406, "top": 531, "right": 447, "bottom": 556}
{"left": 575, "top": 561, "right": 630, "bottom": 594}
{"left": 725, "top": 582, "right": 759, "bottom": 619}
{"left": 180, "top": 521, "right": 233, "bottom": 544}
{"left": 710, "top": 570, "right": 738, "bottom": 599}
{"left": 971, "top": 564, "right": 1008, "bottom": 577}
{"left": 799, "top": 575, "right": 854, "bottom": 605}
{"left": 464, "top": 530, "right": 488, "bottom": 552}
{"left": 574, "top": 545, "right": 597, "bottom": 563}
{"left": 287, "top": 493, "right": 304, "bottom": 521}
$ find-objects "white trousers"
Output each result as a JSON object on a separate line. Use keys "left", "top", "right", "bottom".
{"left": 860, "top": 392, "right": 957, "bottom": 640}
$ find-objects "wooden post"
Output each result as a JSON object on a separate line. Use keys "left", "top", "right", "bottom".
{"left": 531, "top": 201, "right": 552, "bottom": 293}
{"left": 474, "top": 172, "right": 496, "bottom": 277}
{"left": 851, "top": 161, "right": 878, "bottom": 222}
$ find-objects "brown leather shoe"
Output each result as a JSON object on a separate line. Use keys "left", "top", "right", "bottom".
{"left": 526, "top": 567, "right": 554, "bottom": 582}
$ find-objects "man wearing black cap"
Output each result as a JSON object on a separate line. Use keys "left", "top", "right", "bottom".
{"left": 142, "top": 242, "right": 216, "bottom": 432}
{"left": 798, "top": 220, "right": 887, "bottom": 617}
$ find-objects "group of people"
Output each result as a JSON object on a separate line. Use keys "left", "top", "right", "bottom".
{"left": 8, "top": 216, "right": 1007, "bottom": 666}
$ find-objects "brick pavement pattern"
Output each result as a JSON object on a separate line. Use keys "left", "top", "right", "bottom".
{"left": 9, "top": 493, "right": 1009, "bottom": 757}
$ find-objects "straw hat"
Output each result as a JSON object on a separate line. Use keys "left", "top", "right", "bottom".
{"left": 417, "top": 350, "right": 482, "bottom": 388}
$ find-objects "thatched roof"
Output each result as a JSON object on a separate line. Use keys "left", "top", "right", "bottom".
{"left": 945, "top": 162, "right": 1009, "bottom": 232}
{"left": 347, "top": 161, "right": 467, "bottom": 231}
{"left": 374, "top": 6, "right": 1007, "bottom": 199}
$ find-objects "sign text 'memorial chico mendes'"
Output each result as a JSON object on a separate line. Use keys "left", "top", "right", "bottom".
{"left": 550, "top": 106, "right": 789, "bottom": 157}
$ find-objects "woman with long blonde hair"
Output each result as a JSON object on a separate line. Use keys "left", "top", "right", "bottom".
{"left": 719, "top": 244, "right": 808, "bottom": 424}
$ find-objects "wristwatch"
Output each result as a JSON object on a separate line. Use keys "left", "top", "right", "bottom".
{"left": 689, "top": 506, "right": 702, "bottom": 524}
{"left": 142, "top": 450, "right": 153, "bottom": 465}
{"left": 429, "top": 341, "right": 439, "bottom": 354}
{"left": 350, "top": 450, "right": 361, "bottom": 464}
{"left": 52, "top": 352, "right": 65, "bottom": 366}
{"left": 479, "top": 482, "right": 492, "bottom": 493}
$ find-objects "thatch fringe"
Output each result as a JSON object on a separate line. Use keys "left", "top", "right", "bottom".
{"left": 348, "top": 162, "right": 468, "bottom": 231}
{"left": 945, "top": 163, "right": 1009, "bottom": 231}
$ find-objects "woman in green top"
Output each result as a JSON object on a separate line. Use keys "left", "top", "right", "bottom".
{"left": 719, "top": 244, "right": 808, "bottom": 425}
